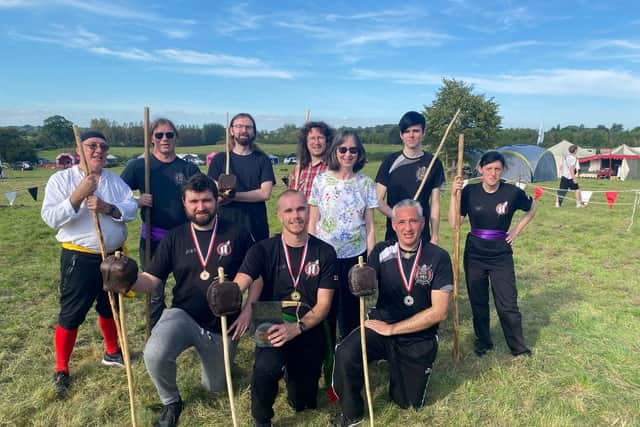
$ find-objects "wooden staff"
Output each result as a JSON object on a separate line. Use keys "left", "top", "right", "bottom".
{"left": 72, "top": 125, "right": 137, "bottom": 427}
{"left": 144, "top": 106, "right": 151, "bottom": 339}
{"left": 358, "top": 256, "right": 374, "bottom": 427}
{"left": 452, "top": 134, "right": 464, "bottom": 363}
{"left": 413, "top": 108, "right": 461, "bottom": 200}
{"left": 225, "top": 112, "right": 230, "bottom": 175}
{"left": 217, "top": 267, "right": 238, "bottom": 427}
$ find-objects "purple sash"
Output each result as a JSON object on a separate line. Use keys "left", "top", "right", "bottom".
{"left": 471, "top": 228, "right": 508, "bottom": 240}
{"left": 141, "top": 222, "right": 169, "bottom": 242}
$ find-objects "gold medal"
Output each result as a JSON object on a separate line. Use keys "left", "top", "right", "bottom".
{"left": 200, "top": 270, "right": 210, "bottom": 281}
{"left": 291, "top": 290, "right": 301, "bottom": 301}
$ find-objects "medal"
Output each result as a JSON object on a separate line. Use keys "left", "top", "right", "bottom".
{"left": 396, "top": 240, "right": 422, "bottom": 307}
{"left": 190, "top": 218, "right": 218, "bottom": 281}
{"left": 282, "top": 235, "right": 309, "bottom": 301}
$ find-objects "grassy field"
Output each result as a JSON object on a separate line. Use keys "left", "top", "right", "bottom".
{"left": 1, "top": 147, "right": 639, "bottom": 427}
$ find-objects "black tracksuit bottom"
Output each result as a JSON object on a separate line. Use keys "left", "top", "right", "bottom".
{"left": 332, "top": 326, "right": 437, "bottom": 421}
{"left": 251, "top": 324, "right": 325, "bottom": 423}
{"left": 464, "top": 234, "right": 529, "bottom": 355}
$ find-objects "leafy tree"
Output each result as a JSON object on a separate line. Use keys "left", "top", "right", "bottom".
{"left": 424, "top": 78, "right": 501, "bottom": 162}
{"left": 202, "top": 123, "right": 225, "bottom": 145}
{"left": 0, "top": 128, "right": 37, "bottom": 162}
{"left": 39, "top": 115, "right": 74, "bottom": 149}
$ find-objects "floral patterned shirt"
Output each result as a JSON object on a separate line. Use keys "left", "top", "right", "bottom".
{"left": 309, "top": 171, "right": 378, "bottom": 258}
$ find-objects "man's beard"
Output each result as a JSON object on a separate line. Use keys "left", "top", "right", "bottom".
{"left": 188, "top": 210, "right": 215, "bottom": 227}
{"left": 235, "top": 134, "right": 255, "bottom": 146}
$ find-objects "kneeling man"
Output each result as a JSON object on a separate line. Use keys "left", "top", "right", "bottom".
{"left": 332, "top": 199, "right": 452, "bottom": 426}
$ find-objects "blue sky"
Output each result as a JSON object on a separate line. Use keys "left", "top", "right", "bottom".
{"left": 1, "top": 0, "right": 639, "bottom": 131}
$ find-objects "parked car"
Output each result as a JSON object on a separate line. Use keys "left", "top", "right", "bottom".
{"left": 13, "top": 161, "right": 34, "bottom": 171}
{"left": 267, "top": 154, "right": 279, "bottom": 165}
{"left": 596, "top": 167, "right": 613, "bottom": 179}
{"left": 283, "top": 153, "right": 297, "bottom": 165}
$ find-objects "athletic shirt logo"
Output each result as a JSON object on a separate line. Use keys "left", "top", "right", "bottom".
{"left": 216, "top": 240, "right": 232, "bottom": 256}
{"left": 415, "top": 166, "right": 427, "bottom": 181}
{"left": 304, "top": 259, "right": 320, "bottom": 277}
{"left": 416, "top": 264, "right": 433, "bottom": 286}
{"left": 174, "top": 172, "right": 186, "bottom": 185}
{"left": 495, "top": 201, "right": 509, "bottom": 216}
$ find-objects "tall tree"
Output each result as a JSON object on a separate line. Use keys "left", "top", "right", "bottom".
{"left": 39, "top": 115, "right": 74, "bottom": 149}
{"left": 0, "top": 128, "right": 37, "bottom": 162}
{"left": 424, "top": 78, "right": 501, "bottom": 161}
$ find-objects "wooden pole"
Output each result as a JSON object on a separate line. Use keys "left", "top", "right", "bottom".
{"left": 358, "top": 256, "right": 374, "bottom": 427}
{"left": 225, "top": 113, "right": 230, "bottom": 175}
{"left": 72, "top": 125, "right": 137, "bottom": 426}
{"left": 452, "top": 134, "right": 464, "bottom": 363}
{"left": 413, "top": 108, "right": 461, "bottom": 201}
{"left": 217, "top": 267, "right": 238, "bottom": 427}
{"left": 143, "top": 107, "right": 151, "bottom": 340}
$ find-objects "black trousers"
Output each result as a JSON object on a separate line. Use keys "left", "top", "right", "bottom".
{"left": 58, "top": 249, "right": 113, "bottom": 329}
{"left": 328, "top": 253, "right": 363, "bottom": 346}
{"left": 464, "top": 246, "right": 529, "bottom": 355}
{"left": 140, "top": 238, "right": 164, "bottom": 328}
{"left": 251, "top": 324, "right": 325, "bottom": 423}
{"left": 332, "top": 326, "right": 437, "bottom": 420}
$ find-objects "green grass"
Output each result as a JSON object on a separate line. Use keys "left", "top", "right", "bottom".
{"left": 1, "top": 148, "right": 639, "bottom": 426}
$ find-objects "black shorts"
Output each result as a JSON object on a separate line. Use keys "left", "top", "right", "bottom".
{"left": 559, "top": 176, "right": 579, "bottom": 191}
{"left": 58, "top": 249, "right": 113, "bottom": 329}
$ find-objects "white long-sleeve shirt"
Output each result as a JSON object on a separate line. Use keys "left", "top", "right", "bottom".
{"left": 41, "top": 166, "right": 138, "bottom": 252}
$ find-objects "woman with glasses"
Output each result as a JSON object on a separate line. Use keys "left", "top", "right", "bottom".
{"left": 309, "top": 131, "right": 377, "bottom": 340}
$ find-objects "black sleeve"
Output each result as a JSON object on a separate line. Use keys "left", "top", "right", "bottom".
{"left": 433, "top": 158, "right": 446, "bottom": 187}
{"left": 120, "top": 160, "right": 140, "bottom": 191}
{"left": 375, "top": 155, "right": 392, "bottom": 186}
{"left": 207, "top": 155, "right": 223, "bottom": 180}
{"left": 258, "top": 154, "right": 276, "bottom": 185}
{"left": 187, "top": 163, "right": 203, "bottom": 178}
{"left": 460, "top": 185, "right": 470, "bottom": 217}
{"left": 318, "top": 246, "right": 339, "bottom": 290}
{"left": 367, "top": 244, "right": 383, "bottom": 281}
{"left": 431, "top": 248, "right": 453, "bottom": 292}
{"left": 515, "top": 187, "right": 533, "bottom": 212}
{"left": 238, "top": 242, "right": 267, "bottom": 280}
{"left": 146, "top": 233, "right": 174, "bottom": 281}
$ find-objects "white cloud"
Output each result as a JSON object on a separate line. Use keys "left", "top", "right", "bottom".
{"left": 157, "top": 49, "right": 260, "bottom": 67}
{"left": 88, "top": 46, "right": 154, "bottom": 61}
{"left": 575, "top": 39, "right": 640, "bottom": 63}
{"left": 341, "top": 30, "right": 452, "bottom": 47}
{"left": 215, "top": 2, "right": 265, "bottom": 35}
{"left": 179, "top": 67, "right": 294, "bottom": 80}
{"left": 351, "top": 67, "right": 640, "bottom": 98}
{"left": 478, "top": 40, "right": 541, "bottom": 55}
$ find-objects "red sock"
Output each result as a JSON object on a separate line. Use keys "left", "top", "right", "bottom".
{"left": 54, "top": 324, "right": 78, "bottom": 373}
{"left": 98, "top": 316, "right": 120, "bottom": 355}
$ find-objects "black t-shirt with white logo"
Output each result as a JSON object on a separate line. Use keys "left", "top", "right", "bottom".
{"left": 460, "top": 181, "right": 533, "bottom": 231}
{"left": 146, "top": 218, "right": 253, "bottom": 332}
{"left": 369, "top": 239, "right": 453, "bottom": 340}
{"left": 239, "top": 234, "right": 338, "bottom": 318}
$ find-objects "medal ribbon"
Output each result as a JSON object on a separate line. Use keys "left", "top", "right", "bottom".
{"left": 396, "top": 240, "right": 423, "bottom": 294}
{"left": 282, "top": 235, "right": 309, "bottom": 290}
{"left": 190, "top": 217, "right": 218, "bottom": 271}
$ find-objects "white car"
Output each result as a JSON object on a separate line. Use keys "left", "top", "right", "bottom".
{"left": 283, "top": 154, "right": 297, "bottom": 165}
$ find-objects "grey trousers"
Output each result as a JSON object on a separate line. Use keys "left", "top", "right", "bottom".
{"left": 143, "top": 307, "right": 238, "bottom": 405}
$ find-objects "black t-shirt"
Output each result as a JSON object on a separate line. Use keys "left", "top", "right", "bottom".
{"left": 239, "top": 234, "right": 338, "bottom": 318}
{"left": 146, "top": 218, "right": 253, "bottom": 332}
{"left": 121, "top": 155, "right": 201, "bottom": 230}
{"left": 376, "top": 151, "right": 445, "bottom": 241}
{"left": 368, "top": 239, "right": 453, "bottom": 340}
{"left": 460, "top": 181, "right": 532, "bottom": 231}
{"left": 207, "top": 151, "right": 276, "bottom": 241}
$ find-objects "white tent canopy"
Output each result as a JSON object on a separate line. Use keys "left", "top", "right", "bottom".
{"left": 547, "top": 140, "right": 596, "bottom": 173}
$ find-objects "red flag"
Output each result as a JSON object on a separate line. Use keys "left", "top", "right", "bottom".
{"left": 534, "top": 187, "right": 544, "bottom": 201}
{"left": 605, "top": 191, "right": 618, "bottom": 208}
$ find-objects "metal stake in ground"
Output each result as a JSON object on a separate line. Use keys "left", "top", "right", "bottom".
{"left": 413, "top": 108, "right": 461, "bottom": 201}
{"left": 217, "top": 267, "right": 238, "bottom": 427}
{"left": 72, "top": 125, "right": 137, "bottom": 427}
{"left": 452, "top": 133, "right": 464, "bottom": 363}
{"left": 143, "top": 106, "right": 151, "bottom": 340}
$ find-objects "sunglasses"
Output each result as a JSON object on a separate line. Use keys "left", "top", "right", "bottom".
{"left": 338, "top": 146, "right": 358, "bottom": 154}
{"left": 154, "top": 132, "right": 175, "bottom": 140}
{"left": 84, "top": 143, "right": 109, "bottom": 151}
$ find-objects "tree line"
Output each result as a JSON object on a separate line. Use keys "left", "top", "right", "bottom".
{"left": 2, "top": 79, "right": 639, "bottom": 164}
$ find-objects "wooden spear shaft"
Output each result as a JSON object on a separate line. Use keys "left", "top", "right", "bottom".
{"left": 358, "top": 256, "right": 374, "bottom": 427}
{"left": 452, "top": 134, "right": 464, "bottom": 363}
{"left": 217, "top": 267, "right": 238, "bottom": 427}
{"left": 143, "top": 106, "right": 151, "bottom": 340}
{"left": 72, "top": 125, "right": 137, "bottom": 426}
{"left": 413, "top": 108, "right": 461, "bottom": 201}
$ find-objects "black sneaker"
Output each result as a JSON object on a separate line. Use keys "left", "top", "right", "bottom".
{"left": 332, "top": 413, "right": 363, "bottom": 427}
{"left": 474, "top": 343, "right": 494, "bottom": 357}
{"left": 512, "top": 349, "right": 532, "bottom": 357}
{"left": 53, "top": 371, "right": 70, "bottom": 399}
{"left": 253, "top": 420, "right": 273, "bottom": 427}
{"left": 102, "top": 350, "right": 125, "bottom": 368}
{"left": 154, "top": 398, "right": 183, "bottom": 427}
